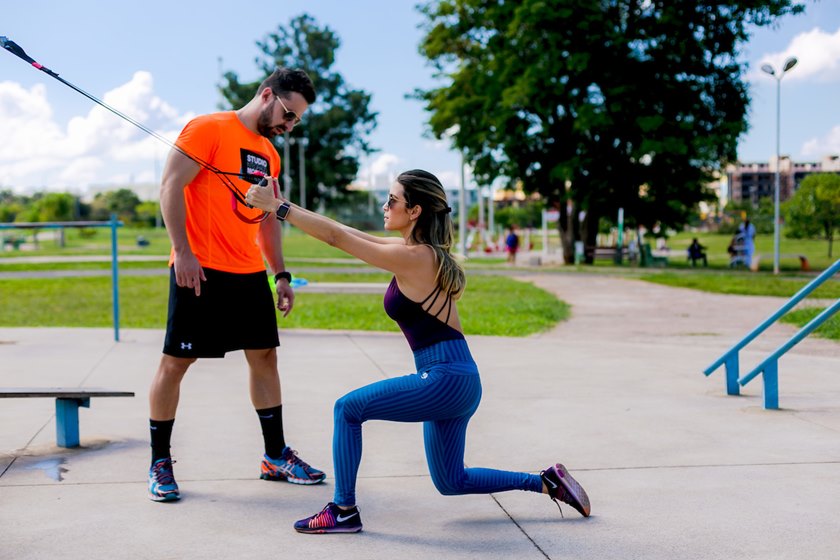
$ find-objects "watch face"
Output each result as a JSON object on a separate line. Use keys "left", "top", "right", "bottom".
{"left": 276, "top": 203, "right": 291, "bottom": 220}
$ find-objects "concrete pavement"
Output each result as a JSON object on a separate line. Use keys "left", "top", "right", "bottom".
{"left": 1, "top": 273, "right": 839, "bottom": 559}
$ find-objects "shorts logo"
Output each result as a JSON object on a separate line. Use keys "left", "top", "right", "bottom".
{"left": 180, "top": 342, "right": 192, "bottom": 350}
{"left": 420, "top": 372, "right": 429, "bottom": 379}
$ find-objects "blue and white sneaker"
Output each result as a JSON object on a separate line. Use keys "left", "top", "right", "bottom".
{"left": 148, "top": 458, "right": 180, "bottom": 502}
{"left": 260, "top": 446, "right": 326, "bottom": 485}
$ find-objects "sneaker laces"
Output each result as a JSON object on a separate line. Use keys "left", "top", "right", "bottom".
{"left": 283, "top": 448, "right": 319, "bottom": 476}
{"left": 153, "top": 459, "right": 176, "bottom": 485}
{"left": 541, "top": 468, "right": 565, "bottom": 518}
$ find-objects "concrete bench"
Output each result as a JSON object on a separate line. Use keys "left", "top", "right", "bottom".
{"left": 0, "top": 388, "right": 134, "bottom": 448}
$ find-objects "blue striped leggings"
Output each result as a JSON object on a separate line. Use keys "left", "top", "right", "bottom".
{"left": 332, "top": 338, "right": 544, "bottom": 506}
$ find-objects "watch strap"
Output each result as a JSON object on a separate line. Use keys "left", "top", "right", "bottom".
{"left": 274, "top": 271, "right": 293, "bottom": 284}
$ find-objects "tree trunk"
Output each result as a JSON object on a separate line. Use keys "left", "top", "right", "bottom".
{"left": 559, "top": 202, "right": 575, "bottom": 264}
{"left": 579, "top": 209, "right": 600, "bottom": 265}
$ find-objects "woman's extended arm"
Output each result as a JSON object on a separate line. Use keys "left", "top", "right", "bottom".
{"left": 339, "top": 224, "right": 404, "bottom": 245}
{"left": 246, "top": 181, "right": 421, "bottom": 274}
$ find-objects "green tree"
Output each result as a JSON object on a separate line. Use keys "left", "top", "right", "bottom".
{"left": 416, "top": 0, "right": 803, "bottom": 263}
{"left": 135, "top": 201, "right": 161, "bottom": 228}
{"left": 722, "top": 198, "right": 775, "bottom": 235}
{"left": 784, "top": 173, "right": 840, "bottom": 258}
{"left": 90, "top": 189, "right": 141, "bottom": 224}
{"left": 30, "top": 192, "right": 76, "bottom": 222}
{"left": 494, "top": 201, "right": 545, "bottom": 230}
{"left": 0, "top": 190, "right": 28, "bottom": 223}
{"left": 219, "top": 14, "right": 378, "bottom": 210}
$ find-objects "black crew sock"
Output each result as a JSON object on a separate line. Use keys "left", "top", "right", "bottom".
{"left": 256, "top": 405, "right": 286, "bottom": 458}
{"left": 150, "top": 418, "right": 175, "bottom": 464}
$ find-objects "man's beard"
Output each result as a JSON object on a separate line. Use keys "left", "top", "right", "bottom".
{"left": 257, "top": 106, "right": 279, "bottom": 138}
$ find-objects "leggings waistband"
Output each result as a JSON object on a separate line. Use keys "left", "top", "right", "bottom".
{"left": 413, "top": 338, "right": 474, "bottom": 370}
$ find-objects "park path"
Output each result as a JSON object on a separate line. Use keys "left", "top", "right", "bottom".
{"left": 521, "top": 272, "right": 838, "bottom": 358}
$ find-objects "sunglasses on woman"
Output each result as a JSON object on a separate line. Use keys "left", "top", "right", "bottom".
{"left": 384, "top": 196, "right": 409, "bottom": 209}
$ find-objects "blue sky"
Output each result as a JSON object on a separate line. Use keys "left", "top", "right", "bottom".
{"left": 2, "top": 1, "right": 839, "bottom": 196}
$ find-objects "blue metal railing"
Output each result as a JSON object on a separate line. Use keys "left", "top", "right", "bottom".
{"left": 704, "top": 258, "right": 840, "bottom": 409}
{"left": 0, "top": 215, "right": 124, "bottom": 341}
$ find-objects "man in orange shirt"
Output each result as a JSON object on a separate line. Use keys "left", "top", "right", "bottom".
{"left": 147, "top": 68, "right": 325, "bottom": 502}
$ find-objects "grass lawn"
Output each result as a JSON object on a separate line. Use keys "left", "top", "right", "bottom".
{"left": 0, "top": 273, "right": 568, "bottom": 337}
{"left": 638, "top": 270, "right": 840, "bottom": 341}
{"left": 779, "top": 307, "right": 840, "bottom": 341}
{"left": 4, "top": 225, "right": 836, "bottom": 339}
{"left": 659, "top": 231, "right": 838, "bottom": 272}
{"left": 639, "top": 271, "right": 840, "bottom": 299}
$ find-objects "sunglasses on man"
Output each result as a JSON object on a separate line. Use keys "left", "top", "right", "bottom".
{"left": 275, "top": 95, "right": 302, "bottom": 126}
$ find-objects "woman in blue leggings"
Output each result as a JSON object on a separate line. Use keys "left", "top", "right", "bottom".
{"left": 246, "top": 169, "right": 590, "bottom": 534}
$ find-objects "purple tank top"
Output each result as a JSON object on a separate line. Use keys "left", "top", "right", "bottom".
{"left": 383, "top": 277, "right": 465, "bottom": 351}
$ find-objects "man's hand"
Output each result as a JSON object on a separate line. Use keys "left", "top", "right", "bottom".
{"left": 274, "top": 278, "right": 295, "bottom": 317}
{"left": 173, "top": 249, "right": 206, "bottom": 296}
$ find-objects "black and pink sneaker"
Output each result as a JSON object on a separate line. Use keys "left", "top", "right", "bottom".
{"left": 541, "top": 463, "right": 591, "bottom": 517}
{"left": 294, "top": 502, "right": 363, "bottom": 534}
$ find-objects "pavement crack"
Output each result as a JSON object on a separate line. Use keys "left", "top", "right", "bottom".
{"left": 0, "top": 456, "right": 18, "bottom": 479}
{"left": 347, "top": 333, "right": 390, "bottom": 379}
{"left": 489, "top": 493, "right": 551, "bottom": 560}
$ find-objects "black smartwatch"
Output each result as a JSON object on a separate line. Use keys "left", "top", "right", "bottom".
{"left": 274, "top": 271, "right": 292, "bottom": 284}
{"left": 275, "top": 201, "right": 291, "bottom": 221}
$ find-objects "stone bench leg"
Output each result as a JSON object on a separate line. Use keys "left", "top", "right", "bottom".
{"left": 55, "top": 397, "right": 90, "bottom": 448}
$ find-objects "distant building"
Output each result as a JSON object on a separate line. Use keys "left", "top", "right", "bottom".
{"left": 726, "top": 155, "right": 840, "bottom": 206}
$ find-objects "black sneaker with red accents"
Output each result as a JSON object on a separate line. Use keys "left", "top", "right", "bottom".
{"left": 294, "top": 502, "right": 363, "bottom": 534}
{"left": 541, "top": 463, "right": 591, "bottom": 517}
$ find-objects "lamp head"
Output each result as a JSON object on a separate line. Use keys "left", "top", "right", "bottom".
{"left": 761, "top": 64, "right": 776, "bottom": 76}
{"left": 783, "top": 57, "right": 798, "bottom": 73}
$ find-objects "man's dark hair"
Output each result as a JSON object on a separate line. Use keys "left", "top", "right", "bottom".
{"left": 259, "top": 67, "right": 316, "bottom": 104}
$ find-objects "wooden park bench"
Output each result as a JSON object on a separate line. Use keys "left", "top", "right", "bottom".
{"left": 586, "top": 246, "right": 633, "bottom": 264}
{"left": 0, "top": 388, "right": 134, "bottom": 448}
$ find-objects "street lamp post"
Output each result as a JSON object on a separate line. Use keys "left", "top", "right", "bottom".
{"left": 298, "top": 137, "right": 307, "bottom": 209}
{"left": 444, "top": 125, "right": 468, "bottom": 258}
{"left": 459, "top": 150, "right": 467, "bottom": 258}
{"left": 761, "top": 56, "right": 797, "bottom": 275}
{"left": 283, "top": 132, "right": 292, "bottom": 200}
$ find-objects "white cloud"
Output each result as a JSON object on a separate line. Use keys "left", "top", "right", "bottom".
{"left": 0, "top": 71, "right": 191, "bottom": 193}
{"left": 435, "top": 170, "right": 461, "bottom": 189}
{"left": 754, "top": 26, "right": 840, "bottom": 82}
{"left": 358, "top": 152, "right": 402, "bottom": 189}
{"left": 801, "top": 124, "right": 840, "bottom": 158}
{"left": 369, "top": 153, "right": 400, "bottom": 176}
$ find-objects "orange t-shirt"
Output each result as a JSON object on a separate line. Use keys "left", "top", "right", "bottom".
{"left": 168, "top": 111, "right": 281, "bottom": 273}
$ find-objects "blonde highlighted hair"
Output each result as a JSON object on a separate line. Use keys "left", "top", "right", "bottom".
{"left": 396, "top": 169, "right": 466, "bottom": 299}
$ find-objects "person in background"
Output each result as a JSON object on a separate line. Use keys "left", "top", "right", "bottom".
{"left": 505, "top": 224, "right": 520, "bottom": 265}
{"left": 687, "top": 238, "right": 708, "bottom": 267}
{"left": 737, "top": 218, "right": 756, "bottom": 267}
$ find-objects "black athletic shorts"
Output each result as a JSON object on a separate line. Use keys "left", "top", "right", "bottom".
{"left": 162, "top": 267, "right": 280, "bottom": 358}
